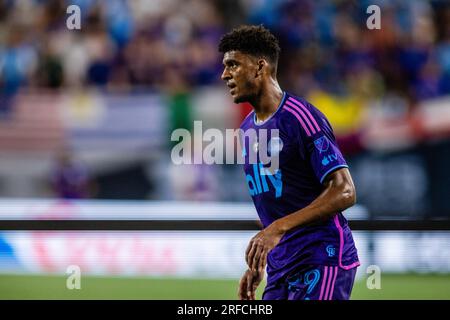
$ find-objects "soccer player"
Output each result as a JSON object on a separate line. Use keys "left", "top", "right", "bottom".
{"left": 218, "top": 25, "right": 360, "bottom": 300}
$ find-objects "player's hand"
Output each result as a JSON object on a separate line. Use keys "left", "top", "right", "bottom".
{"left": 245, "top": 222, "right": 284, "bottom": 273}
{"left": 238, "top": 269, "right": 264, "bottom": 300}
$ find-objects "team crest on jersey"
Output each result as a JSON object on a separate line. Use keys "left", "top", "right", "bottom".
{"left": 268, "top": 137, "right": 284, "bottom": 156}
{"left": 326, "top": 245, "right": 336, "bottom": 257}
{"left": 314, "top": 136, "right": 330, "bottom": 153}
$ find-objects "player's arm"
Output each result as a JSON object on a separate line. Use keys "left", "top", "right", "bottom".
{"left": 273, "top": 167, "right": 355, "bottom": 233}
{"left": 246, "top": 167, "right": 356, "bottom": 272}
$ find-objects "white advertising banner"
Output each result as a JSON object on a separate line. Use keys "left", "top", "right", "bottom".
{"left": 0, "top": 199, "right": 449, "bottom": 278}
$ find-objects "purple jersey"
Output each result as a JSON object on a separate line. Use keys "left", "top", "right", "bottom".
{"left": 240, "top": 92, "right": 359, "bottom": 283}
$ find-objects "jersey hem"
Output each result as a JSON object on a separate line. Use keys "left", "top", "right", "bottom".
{"left": 319, "top": 164, "right": 349, "bottom": 184}
{"left": 333, "top": 215, "right": 360, "bottom": 270}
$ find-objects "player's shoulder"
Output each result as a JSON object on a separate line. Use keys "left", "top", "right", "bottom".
{"left": 282, "top": 92, "right": 326, "bottom": 120}
{"left": 280, "top": 92, "right": 330, "bottom": 135}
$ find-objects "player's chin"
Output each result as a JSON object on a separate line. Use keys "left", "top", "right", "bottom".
{"left": 233, "top": 93, "right": 247, "bottom": 104}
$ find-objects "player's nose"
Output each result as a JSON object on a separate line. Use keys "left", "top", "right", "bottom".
{"left": 221, "top": 69, "right": 231, "bottom": 81}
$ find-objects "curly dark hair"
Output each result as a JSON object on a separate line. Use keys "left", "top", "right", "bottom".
{"left": 218, "top": 25, "right": 281, "bottom": 65}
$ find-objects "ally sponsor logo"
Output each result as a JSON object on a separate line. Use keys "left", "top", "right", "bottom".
{"left": 246, "top": 163, "right": 282, "bottom": 198}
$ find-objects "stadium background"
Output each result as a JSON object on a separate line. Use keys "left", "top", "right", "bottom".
{"left": 0, "top": 0, "right": 449, "bottom": 299}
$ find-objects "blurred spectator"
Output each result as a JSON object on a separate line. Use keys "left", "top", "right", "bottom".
{"left": 0, "top": 24, "right": 37, "bottom": 115}
{"left": 49, "top": 149, "right": 92, "bottom": 199}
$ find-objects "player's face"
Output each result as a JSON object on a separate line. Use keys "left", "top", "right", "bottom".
{"left": 221, "top": 51, "right": 259, "bottom": 103}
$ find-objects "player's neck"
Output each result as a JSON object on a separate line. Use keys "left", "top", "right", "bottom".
{"left": 252, "top": 81, "right": 283, "bottom": 123}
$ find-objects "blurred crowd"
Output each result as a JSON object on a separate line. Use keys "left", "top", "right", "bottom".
{"left": 0, "top": 0, "right": 449, "bottom": 102}
{"left": 0, "top": 0, "right": 228, "bottom": 96}
{"left": 1, "top": 0, "right": 450, "bottom": 201}
{"left": 276, "top": 0, "right": 450, "bottom": 104}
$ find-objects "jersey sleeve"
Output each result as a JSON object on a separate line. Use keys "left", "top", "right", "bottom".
{"left": 285, "top": 97, "right": 348, "bottom": 184}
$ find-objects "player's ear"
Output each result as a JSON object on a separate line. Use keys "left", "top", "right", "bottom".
{"left": 256, "top": 59, "right": 266, "bottom": 77}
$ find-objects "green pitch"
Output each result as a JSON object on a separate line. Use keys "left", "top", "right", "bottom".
{"left": 0, "top": 273, "right": 449, "bottom": 299}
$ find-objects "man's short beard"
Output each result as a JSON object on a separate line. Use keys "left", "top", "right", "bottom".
{"left": 234, "top": 93, "right": 253, "bottom": 104}
{"left": 234, "top": 81, "right": 257, "bottom": 104}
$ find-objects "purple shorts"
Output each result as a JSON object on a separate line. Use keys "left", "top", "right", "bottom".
{"left": 262, "top": 265, "right": 357, "bottom": 300}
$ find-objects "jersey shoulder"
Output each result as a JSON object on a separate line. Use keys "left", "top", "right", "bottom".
{"left": 280, "top": 92, "right": 333, "bottom": 138}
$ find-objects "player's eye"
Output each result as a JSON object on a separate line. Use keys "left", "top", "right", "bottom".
{"left": 226, "top": 61, "right": 237, "bottom": 67}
